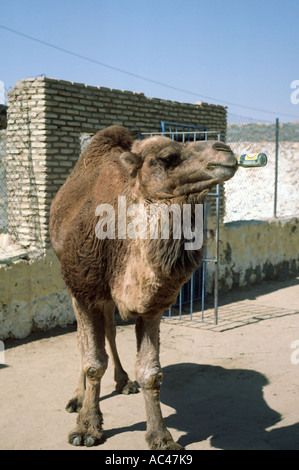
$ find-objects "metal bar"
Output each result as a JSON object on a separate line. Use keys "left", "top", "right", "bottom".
{"left": 201, "top": 194, "right": 208, "bottom": 321}
{"left": 141, "top": 130, "right": 217, "bottom": 137}
{"left": 274, "top": 118, "right": 279, "bottom": 218}
{"left": 190, "top": 273, "right": 194, "bottom": 320}
{"left": 214, "top": 184, "right": 220, "bottom": 324}
{"left": 213, "top": 130, "right": 222, "bottom": 324}
{"left": 201, "top": 262, "right": 206, "bottom": 322}
{"left": 179, "top": 289, "right": 182, "bottom": 319}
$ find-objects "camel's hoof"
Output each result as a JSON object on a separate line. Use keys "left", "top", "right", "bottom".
{"left": 122, "top": 380, "right": 139, "bottom": 395}
{"left": 68, "top": 430, "right": 106, "bottom": 447}
{"left": 69, "top": 435, "right": 82, "bottom": 446}
{"left": 147, "top": 432, "right": 185, "bottom": 451}
{"left": 151, "top": 440, "right": 184, "bottom": 450}
{"left": 116, "top": 379, "right": 139, "bottom": 395}
{"left": 68, "top": 411, "right": 106, "bottom": 447}
{"left": 85, "top": 435, "right": 100, "bottom": 447}
{"left": 65, "top": 397, "right": 83, "bottom": 413}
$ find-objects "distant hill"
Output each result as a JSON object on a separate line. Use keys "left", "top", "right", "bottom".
{"left": 227, "top": 122, "right": 299, "bottom": 142}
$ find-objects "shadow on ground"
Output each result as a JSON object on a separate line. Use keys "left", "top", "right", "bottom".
{"left": 160, "top": 363, "right": 299, "bottom": 450}
{"left": 216, "top": 277, "right": 299, "bottom": 306}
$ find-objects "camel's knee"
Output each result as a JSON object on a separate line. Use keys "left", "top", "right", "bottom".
{"left": 84, "top": 356, "right": 108, "bottom": 381}
{"left": 136, "top": 366, "right": 163, "bottom": 390}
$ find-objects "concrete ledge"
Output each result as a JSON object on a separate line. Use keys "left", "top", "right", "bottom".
{"left": 219, "top": 217, "right": 299, "bottom": 291}
{"left": 0, "top": 248, "right": 74, "bottom": 340}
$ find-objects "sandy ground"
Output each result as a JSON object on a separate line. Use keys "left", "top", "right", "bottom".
{"left": 1, "top": 277, "right": 299, "bottom": 451}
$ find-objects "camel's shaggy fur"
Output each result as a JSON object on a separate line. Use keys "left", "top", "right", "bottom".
{"left": 49, "top": 125, "right": 237, "bottom": 449}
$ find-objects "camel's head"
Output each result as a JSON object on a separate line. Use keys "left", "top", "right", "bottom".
{"left": 121, "top": 136, "right": 238, "bottom": 201}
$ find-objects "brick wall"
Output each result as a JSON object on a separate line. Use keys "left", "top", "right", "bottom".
{"left": 6, "top": 77, "right": 227, "bottom": 250}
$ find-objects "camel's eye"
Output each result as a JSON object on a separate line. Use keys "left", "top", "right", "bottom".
{"left": 158, "top": 153, "right": 180, "bottom": 169}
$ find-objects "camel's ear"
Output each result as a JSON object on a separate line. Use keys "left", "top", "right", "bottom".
{"left": 120, "top": 151, "right": 143, "bottom": 177}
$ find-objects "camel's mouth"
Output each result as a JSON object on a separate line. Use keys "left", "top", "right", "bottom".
{"left": 208, "top": 161, "right": 238, "bottom": 168}
{"left": 206, "top": 160, "right": 238, "bottom": 179}
{"left": 172, "top": 162, "right": 237, "bottom": 197}
{"left": 173, "top": 179, "right": 214, "bottom": 197}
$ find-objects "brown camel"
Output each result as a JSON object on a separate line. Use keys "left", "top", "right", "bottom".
{"left": 49, "top": 125, "right": 237, "bottom": 449}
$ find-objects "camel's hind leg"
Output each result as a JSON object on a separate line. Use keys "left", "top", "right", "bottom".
{"left": 68, "top": 298, "right": 108, "bottom": 447}
{"left": 103, "top": 305, "right": 138, "bottom": 395}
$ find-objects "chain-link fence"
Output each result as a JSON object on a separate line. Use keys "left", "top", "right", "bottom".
{"left": 224, "top": 113, "right": 299, "bottom": 223}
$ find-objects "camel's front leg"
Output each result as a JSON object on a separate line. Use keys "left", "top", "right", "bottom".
{"left": 135, "top": 315, "right": 183, "bottom": 450}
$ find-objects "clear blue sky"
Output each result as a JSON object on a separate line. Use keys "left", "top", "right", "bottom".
{"left": 1, "top": 0, "right": 299, "bottom": 123}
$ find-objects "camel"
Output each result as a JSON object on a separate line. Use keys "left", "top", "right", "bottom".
{"left": 49, "top": 125, "right": 237, "bottom": 449}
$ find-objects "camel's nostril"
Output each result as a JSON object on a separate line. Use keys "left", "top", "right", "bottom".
{"left": 212, "top": 142, "right": 232, "bottom": 152}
